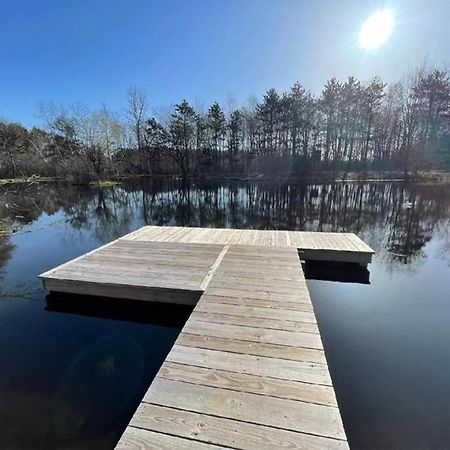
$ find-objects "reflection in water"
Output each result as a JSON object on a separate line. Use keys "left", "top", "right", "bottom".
{"left": 0, "top": 237, "right": 15, "bottom": 295}
{"left": 1, "top": 179, "right": 449, "bottom": 270}
{"left": 0, "top": 178, "right": 449, "bottom": 449}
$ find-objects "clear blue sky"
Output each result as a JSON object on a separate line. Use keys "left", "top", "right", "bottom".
{"left": 1, "top": 0, "right": 449, "bottom": 127}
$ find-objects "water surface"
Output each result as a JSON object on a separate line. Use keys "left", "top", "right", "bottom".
{"left": 0, "top": 178, "right": 449, "bottom": 449}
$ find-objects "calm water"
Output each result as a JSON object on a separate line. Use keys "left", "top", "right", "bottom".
{"left": 0, "top": 178, "right": 449, "bottom": 449}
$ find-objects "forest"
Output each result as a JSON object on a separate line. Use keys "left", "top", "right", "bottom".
{"left": 1, "top": 66, "right": 449, "bottom": 182}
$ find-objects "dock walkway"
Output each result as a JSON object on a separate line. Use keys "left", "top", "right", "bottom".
{"left": 117, "top": 245, "right": 348, "bottom": 449}
{"left": 40, "top": 226, "right": 374, "bottom": 305}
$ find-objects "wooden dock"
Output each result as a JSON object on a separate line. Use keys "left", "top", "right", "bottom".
{"left": 39, "top": 226, "right": 374, "bottom": 449}
{"left": 125, "top": 226, "right": 374, "bottom": 265}
{"left": 40, "top": 226, "right": 374, "bottom": 305}
{"left": 41, "top": 239, "right": 226, "bottom": 304}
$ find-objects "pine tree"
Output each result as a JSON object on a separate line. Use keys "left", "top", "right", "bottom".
{"left": 169, "top": 100, "right": 197, "bottom": 178}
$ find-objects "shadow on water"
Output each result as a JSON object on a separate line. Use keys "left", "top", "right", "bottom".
{"left": 303, "top": 261, "right": 371, "bottom": 284}
{"left": 46, "top": 293, "right": 195, "bottom": 326}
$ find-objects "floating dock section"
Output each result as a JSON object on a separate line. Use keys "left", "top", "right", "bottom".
{"left": 40, "top": 226, "right": 374, "bottom": 449}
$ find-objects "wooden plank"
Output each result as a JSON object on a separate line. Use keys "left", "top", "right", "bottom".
{"left": 195, "top": 300, "right": 315, "bottom": 322}
{"left": 43, "top": 278, "right": 200, "bottom": 305}
{"left": 56, "top": 261, "right": 209, "bottom": 279}
{"left": 182, "top": 319, "right": 324, "bottom": 347}
{"left": 226, "top": 243, "right": 299, "bottom": 254}
{"left": 148, "top": 226, "right": 183, "bottom": 242}
{"left": 143, "top": 379, "right": 346, "bottom": 440}
{"left": 166, "top": 345, "right": 331, "bottom": 385}
{"left": 190, "top": 311, "right": 319, "bottom": 334}
{"left": 110, "top": 240, "right": 223, "bottom": 255}
{"left": 159, "top": 362, "right": 337, "bottom": 407}
{"left": 95, "top": 246, "right": 222, "bottom": 259}
{"left": 117, "top": 226, "right": 152, "bottom": 241}
{"left": 50, "top": 261, "right": 212, "bottom": 278}
{"left": 117, "top": 426, "right": 224, "bottom": 449}
{"left": 129, "top": 404, "right": 349, "bottom": 450}
{"left": 199, "top": 294, "right": 314, "bottom": 310}
{"left": 143, "top": 226, "right": 176, "bottom": 241}
{"left": 344, "top": 233, "right": 374, "bottom": 254}
{"left": 206, "top": 277, "right": 308, "bottom": 294}
{"left": 44, "top": 269, "right": 203, "bottom": 290}
{"left": 213, "top": 263, "right": 302, "bottom": 275}
{"left": 176, "top": 333, "right": 327, "bottom": 364}
{"left": 163, "top": 226, "right": 193, "bottom": 243}
{"left": 204, "top": 287, "right": 310, "bottom": 302}
{"left": 214, "top": 268, "right": 305, "bottom": 281}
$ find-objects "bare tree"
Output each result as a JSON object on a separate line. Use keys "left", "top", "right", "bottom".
{"left": 126, "top": 87, "right": 148, "bottom": 151}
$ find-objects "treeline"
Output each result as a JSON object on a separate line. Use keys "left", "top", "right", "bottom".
{"left": 1, "top": 66, "right": 449, "bottom": 181}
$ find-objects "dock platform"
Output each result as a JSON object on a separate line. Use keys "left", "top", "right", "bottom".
{"left": 39, "top": 226, "right": 374, "bottom": 449}
{"left": 40, "top": 226, "right": 374, "bottom": 304}
{"left": 125, "top": 226, "right": 374, "bottom": 265}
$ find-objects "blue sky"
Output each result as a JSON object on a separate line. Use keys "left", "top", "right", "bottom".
{"left": 1, "top": 0, "right": 449, "bottom": 127}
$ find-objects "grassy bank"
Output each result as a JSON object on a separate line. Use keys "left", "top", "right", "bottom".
{"left": 0, "top": 175, "right": 62, "bottom": 186}
{"left": 89, "top": 180, "right": 120, "bottom": 188}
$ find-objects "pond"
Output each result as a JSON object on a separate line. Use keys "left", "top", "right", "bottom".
{"left": 0, "top": 178, "right": 449, "bottom": 449}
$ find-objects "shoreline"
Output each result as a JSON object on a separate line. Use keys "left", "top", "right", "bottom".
{"left": 1, "top": 170, "right": 449, "bottom": 187}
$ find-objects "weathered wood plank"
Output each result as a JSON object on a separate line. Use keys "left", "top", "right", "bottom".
{"left": 200, "top": 294, "right": 314, "bottom": 311}
{"left": 190, "top": 311, "right": 320, "bottom": 334}
{"left": 43, "top": 278, "right": 200, "bottom": 304}
{"left": 143, "top": 379, "right": 346, "bottom": 440}
{"left": 204, "top": 287, "right": 310, "bottom": 302}
{"left": 117, "top": 426, "right": 224, "bottom": 449}
{"left": 176, "top": 333, "right": 327, "bottom": 364}
{"left": 159, "top": 362, "right": 337, "bottom": 406}
{"left": 44, "top": 270, "right": 203, "bottom": 291}
{"left": 129, "top": 404, "right": 349, "bottom": 450}
{"left": 195, "top": 300, "right": 316, "bottom": 321}
{"left": 166, "top": 345, "right": 331, "bottom": 385}
{"left": 182, "top": 320, "right": 323, "bottom": 348}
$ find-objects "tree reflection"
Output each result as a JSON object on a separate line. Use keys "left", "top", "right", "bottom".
{"left": 1, "top": 179, "right": 449, "bottom": 271}
{"left": 0, "top": 237, "right": 15, "bottom": 296}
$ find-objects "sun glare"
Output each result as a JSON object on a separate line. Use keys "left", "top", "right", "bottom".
{"left": 359, "top": 9, "right": 394, "bottom": 49}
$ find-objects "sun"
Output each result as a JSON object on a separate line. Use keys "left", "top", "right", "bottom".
{"left": 359, "top": 9, "right": 394, "bottom": 49}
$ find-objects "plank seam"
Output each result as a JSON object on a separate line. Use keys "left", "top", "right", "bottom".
{"left": 177, "top": 335, "right": 326, "bottom": 363}
{"left": 125, "top": 425, "right": 236, "bottom": 449}
{"left": 158, "top": 362, "right": 337, "bottom": 406}
{"left": 176, "top": 335, "right": 325, "bottom": 353}
{"left": 200, "top": 245, "right": 230, "bottom": 290}
{"left": 185, "top": 320, "right": 323, "bottom": 345}
{"left": 189, "top": 314, "right": 320, "bottom": 334}
{"left": 140, "top": 401, "right": 348, "bottom": 443}
{"left": 162, "top": 357, "right": 330, "bottom": 386}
